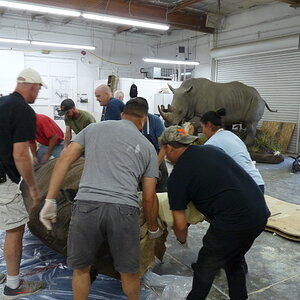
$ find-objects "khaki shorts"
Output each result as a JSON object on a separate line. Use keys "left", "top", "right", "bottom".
{"left": 67, "top": 201, "right": 140, "bottom": 273}
{"left": 0, "top": 179, "right": 29, "bottom": 230}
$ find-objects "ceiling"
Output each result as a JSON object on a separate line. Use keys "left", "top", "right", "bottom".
{"left": 1, "top": 0, "right": 300, "bottom": 35}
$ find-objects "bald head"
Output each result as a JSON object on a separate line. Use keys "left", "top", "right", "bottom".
{"left": 95, "top": 84, "right": 112, "bottom": 106}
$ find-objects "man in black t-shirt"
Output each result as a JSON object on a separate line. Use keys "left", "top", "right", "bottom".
{"left": 0, "top": 68, "right": 46, "bottom": 298}
{"left": 160, "top": 125, "right": 270, "bottom": 300}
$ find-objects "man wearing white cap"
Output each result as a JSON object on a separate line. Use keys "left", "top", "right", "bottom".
{"left": 0, "top": 68, "right": 46, "bottom": 299}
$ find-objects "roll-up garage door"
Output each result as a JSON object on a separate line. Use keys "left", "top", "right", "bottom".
{"left": 215, "top": 50, "right": 300, "bottom": 154}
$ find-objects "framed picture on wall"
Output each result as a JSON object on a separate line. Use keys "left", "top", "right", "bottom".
{"left": 53, "top": 105, "right": 64, "bottom": 120}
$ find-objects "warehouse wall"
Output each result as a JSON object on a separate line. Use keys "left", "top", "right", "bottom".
{"left": 155, "top": 2, "right": 300, "bottom": 78}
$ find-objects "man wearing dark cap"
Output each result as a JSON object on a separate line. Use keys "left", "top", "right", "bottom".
{"left": 160, "top": 125, "right": 270, "bottom": 300}
{"left": 0, "top": 68, "right": 46, "bottom": 298}
{"left": 39, "top": 98, "right": 162, "bottom": 300}
{"left": 58, "top": 99, "right": 96, "bottom": 148}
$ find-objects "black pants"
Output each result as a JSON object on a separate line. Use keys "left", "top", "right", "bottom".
{"left": 187, "top": 222, "right": 266, "bottom": 300}
{"left": 0, "top": 163, "right": 6, "bottom": 183}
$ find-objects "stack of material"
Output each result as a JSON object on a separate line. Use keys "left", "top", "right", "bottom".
{"left": 265, "top": 195, "right": 300, "bottom": 241}
{"left": 20, "top": 158, "right": 167, "bottom": 279}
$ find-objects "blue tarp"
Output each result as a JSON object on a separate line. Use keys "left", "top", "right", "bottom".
{"left": 0, "top": 227, "right": 158, "bottom": 299}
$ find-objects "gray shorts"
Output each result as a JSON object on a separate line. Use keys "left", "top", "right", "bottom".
{"left": 67, "top": 201, "right": 140, "bottom": 273}
{"left": 0, "top": 180, "right": 29, "bottom": 231}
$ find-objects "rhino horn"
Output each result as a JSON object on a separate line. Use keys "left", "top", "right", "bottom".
{"left": 168, "top": 84, "right": 175, "bottom": 94}
{"left": 158, "top": 105, "right": 172, "bottom": 122}
{"left": 167, "top": 104, "right": 174, "bottom": 112}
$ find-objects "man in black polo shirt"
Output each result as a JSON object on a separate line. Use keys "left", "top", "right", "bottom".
{"left": 160, "top": 125, "right": 270, "bottom": 300}
{"left": 0, "top": 68, "right": 46, "bottom": 299}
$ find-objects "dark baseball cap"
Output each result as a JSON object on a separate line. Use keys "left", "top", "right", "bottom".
{"left": 160, "top": 125, "right": 198, "bottom": 145}
{"left": 58, "top": 99, "right": 75, "bottom": 116}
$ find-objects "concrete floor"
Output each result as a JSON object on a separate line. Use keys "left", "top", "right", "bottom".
{"left": 151, "top": 156, "right": 300, "bottom": 299}
{"left": 0, "top": 156, "right": 300, "bottom": 299}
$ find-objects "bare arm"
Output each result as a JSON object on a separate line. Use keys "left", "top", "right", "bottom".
{"left": 29, "top": 141, "right": 38, "bottom": 165}
{"left": 142, "top": 176, "right": 159, "bottom": 232}
{"left": 64, "top": 126, "right": 72, "bottom": 148}
{"left": 13, "top": 141, "right": 40, "bottom": 207}
{"left": 46, "top": 142, "right": 83, "bottom": 199}
{"left": 158, "top": 147, "right": 166, "bottom": 165}
{"left": 172, "top": 210, "right": 188, "bottom": 243}
{"left": 42, "top": 135, "right": 59, "bottom": 162}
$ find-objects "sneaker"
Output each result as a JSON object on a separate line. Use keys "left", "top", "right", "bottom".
{"left": 0, "top": 273, "right": 6, "bottom": 284}
{"left": 3, "top": 279, "right": 46, "bottom": 299}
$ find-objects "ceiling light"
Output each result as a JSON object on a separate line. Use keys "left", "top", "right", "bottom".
{"left": 0, "top": 0, "right": 80, "bottom": 17}
{"left": 143, "top": 58, "right": 199, "bottom": 65}
{"left": 0, "top": 37, "right": 30, "bottom": 44}
{"left": 31, "top": 41, "right": 95, "bottom": 50}
{"left": 82, "top": 13, "right": 169, "bottom": 31}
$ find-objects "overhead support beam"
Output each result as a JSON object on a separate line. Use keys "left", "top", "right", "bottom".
{"left": 168, "top": 0, "right": 205, "bottom": 14}
{"left": 278, "top": 0, "right": 300, "bottom": 6}
{"left": 17, "top": 0, "right": 214, "bottom": 33}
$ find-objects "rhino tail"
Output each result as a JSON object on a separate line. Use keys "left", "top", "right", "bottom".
{"left": 264, "top": 100, "right": 278, "bottom": 112}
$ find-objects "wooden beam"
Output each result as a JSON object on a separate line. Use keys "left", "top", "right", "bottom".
{"left": 168, "top": 0, "right": 205, "bottom": 14}
{"left": 16, "top": 0, "right": 214, "bottom": 33}
{"left": 278, "top": 0, "right": 300, "bottom": 4}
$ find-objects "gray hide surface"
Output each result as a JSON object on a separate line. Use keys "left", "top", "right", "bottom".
{"left": 159, "top": 78, "right": 276, "bottom": 145}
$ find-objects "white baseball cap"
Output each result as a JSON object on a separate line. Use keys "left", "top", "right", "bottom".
{"left": 17, "top": 68, "right": 47, "bottom": 88}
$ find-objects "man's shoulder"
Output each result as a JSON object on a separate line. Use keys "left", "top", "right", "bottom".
{"left": 109, "top": 97, "right": 125, "bottom": 107}
{"left": 79, "top": 109, "right": 94, "bottom": 116}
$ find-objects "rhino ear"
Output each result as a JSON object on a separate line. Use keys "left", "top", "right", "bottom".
{"left": 168, "top": 84, "right": 175, "bottom": 94}
{"left": 184, "top": 86, "right": 193, "bottom": 94}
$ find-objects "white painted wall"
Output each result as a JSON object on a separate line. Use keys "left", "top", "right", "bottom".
{"left": 94, "top": 78, "right": 181, "bottom": 115}
{"left": 1, "top": 2, "right": 300, "bottom": 120}
{"left": 153, "top": 2, "right": 300, "bottom": 79}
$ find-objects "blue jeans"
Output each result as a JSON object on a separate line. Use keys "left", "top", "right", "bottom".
{"left": 37, "top": 141, "right": 64, "bottom": 163}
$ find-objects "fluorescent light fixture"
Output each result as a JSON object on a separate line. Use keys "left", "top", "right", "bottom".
{"left": 31, "top": 41, "right": 95, "bottom": 50}
{"left": 0, "top": 37, "right": 30, "bottom": 44}
{"left": 82, "top": 13, "right": 169, "bottom": 31}
{"left": 143, "top": 58, "right": 199, "bottom": 65}
{"left": 0, "top": 0, "right": 80, "bottom": 17}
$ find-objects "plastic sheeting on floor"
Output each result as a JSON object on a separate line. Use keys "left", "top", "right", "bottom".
{"left": 143, "top": 270, "right": 192, "bottom": 300}
{"left": 0, "top": 227, "right": 159, "bottom": 299}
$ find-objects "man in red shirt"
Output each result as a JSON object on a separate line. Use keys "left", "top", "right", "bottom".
{"left": 30, "top": 114, "right": 64, "bottom": 163}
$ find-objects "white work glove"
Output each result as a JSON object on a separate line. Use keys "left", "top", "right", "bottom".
{"left": 177, "top": 238, "right": 189, "bottom": 248}
{"left": 148, "top": 227, "right": 164, "bottom": 240}
{"left": 39, "top": 199, "right": 57, "bottom": 230}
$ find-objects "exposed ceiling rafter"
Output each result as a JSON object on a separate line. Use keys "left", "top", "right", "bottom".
{"left": 168, "top": 0, "right": 205, "bottom": 14}
{"left": 278, "top": 0, "right": 300, "bottom": 7}
{"left": 16, "top": 0, "right": 214, "bottom": 33}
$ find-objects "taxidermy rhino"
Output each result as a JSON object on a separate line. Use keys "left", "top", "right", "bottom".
{"left": 158, "top": 78, "right": 277, "bottom": 145}
{"left": 20, "top": 158, "right": 167, "bottom": 280}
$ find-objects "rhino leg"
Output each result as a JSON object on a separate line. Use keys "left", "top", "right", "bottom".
{"left": 244, "top": 122, "right": 257, "bottom": 146}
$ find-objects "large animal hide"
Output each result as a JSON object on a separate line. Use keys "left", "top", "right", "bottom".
{"left": 20, "top": 158, "right": 168, "bottom": 279}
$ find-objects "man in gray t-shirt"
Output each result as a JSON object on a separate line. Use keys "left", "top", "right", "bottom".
{"left": 39, "top": 98, "right": 162, "bottom": 300}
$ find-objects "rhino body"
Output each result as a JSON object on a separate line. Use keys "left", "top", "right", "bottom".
{"left": 159, "top": 78, "right": 276, "bottom": 145}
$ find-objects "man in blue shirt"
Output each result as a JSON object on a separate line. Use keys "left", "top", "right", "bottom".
{"left": 95, "top": 85, "right": 124, "bottom": 121}
{"left": 140, "top": 98, "right": 168, "bottom": 192}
